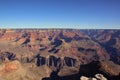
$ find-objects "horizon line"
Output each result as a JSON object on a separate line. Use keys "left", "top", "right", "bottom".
{"left": 0, "top": 27, "right": 120, "bottom": 30}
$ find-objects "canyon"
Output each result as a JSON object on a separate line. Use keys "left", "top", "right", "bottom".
{"left": 0, "top": 29, "right": 120, "bottom": 80}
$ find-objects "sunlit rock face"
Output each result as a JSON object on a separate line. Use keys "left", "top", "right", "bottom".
{"left": 0, "top": 60, "right": 25, "bottom": 80}
{"left": 0, "top": 29, "right": 120, "bottom": 80}
{"left": 0, "top": 60, "right": 21, "bottom": 73}
{"left": 80, "top": 74, "right": 107, "bottom": 80}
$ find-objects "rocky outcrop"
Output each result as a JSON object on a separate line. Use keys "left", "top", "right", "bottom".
{"left": 0, "top": 60, "right": 53, "bottom": 80}
{"left": 0, "top": 60, "right": 21, "bottom": 73}
{"left": 99, "top": 61, "right": 120, "bottom": 76}
{"left": 80, "top": 74, "right": 107, "bottom": 80}
{"left": 80, "top": 76, "right": 97, "bottom": 80}
{"left": 95, "top": 74, "right": 107, "bottom": 80}
{"left": 79, "top": 61, "right": 120, "bottom": 80}
{"left": 0, "top": 60, "right": 26, "bottom": 80}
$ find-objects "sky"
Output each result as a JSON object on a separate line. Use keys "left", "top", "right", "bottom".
{"left": 0, "top": 0, "right": 120, "bottom": 29}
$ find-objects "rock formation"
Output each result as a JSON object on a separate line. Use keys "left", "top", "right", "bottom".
{"left": 80, "top": 74, "right": 107, "bottom": 80}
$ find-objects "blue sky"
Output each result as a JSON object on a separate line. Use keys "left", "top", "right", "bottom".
{"left": 0, "top": 0, "right": 120, "bottom": 29}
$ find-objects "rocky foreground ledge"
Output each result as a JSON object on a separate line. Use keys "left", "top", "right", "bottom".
{"left": 0, "top": 60, "right": 119, "bottom": 80}
{"left": 80, "top": 74, "right": 107, "bottom": 80}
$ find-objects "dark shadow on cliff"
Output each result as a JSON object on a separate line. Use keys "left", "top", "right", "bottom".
{"left": 42, "top": 71, "right": 79, "bottom": 80}
{"left": 79, "top": 61, "right": 120, "bottom": 80}
{"left": 42, "top": 61, "right": 120, "bottom": 80}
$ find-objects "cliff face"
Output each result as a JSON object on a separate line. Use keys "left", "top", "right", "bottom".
{"left": 82, "top": 30, "right": 120, "bottom": 64}
{"left": 0, "top": 29, "right": 120, "bottom": 80}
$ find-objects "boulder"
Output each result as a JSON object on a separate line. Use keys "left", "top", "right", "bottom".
{"left": 95, "top": 74, "right": 107, "bottom": 80}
